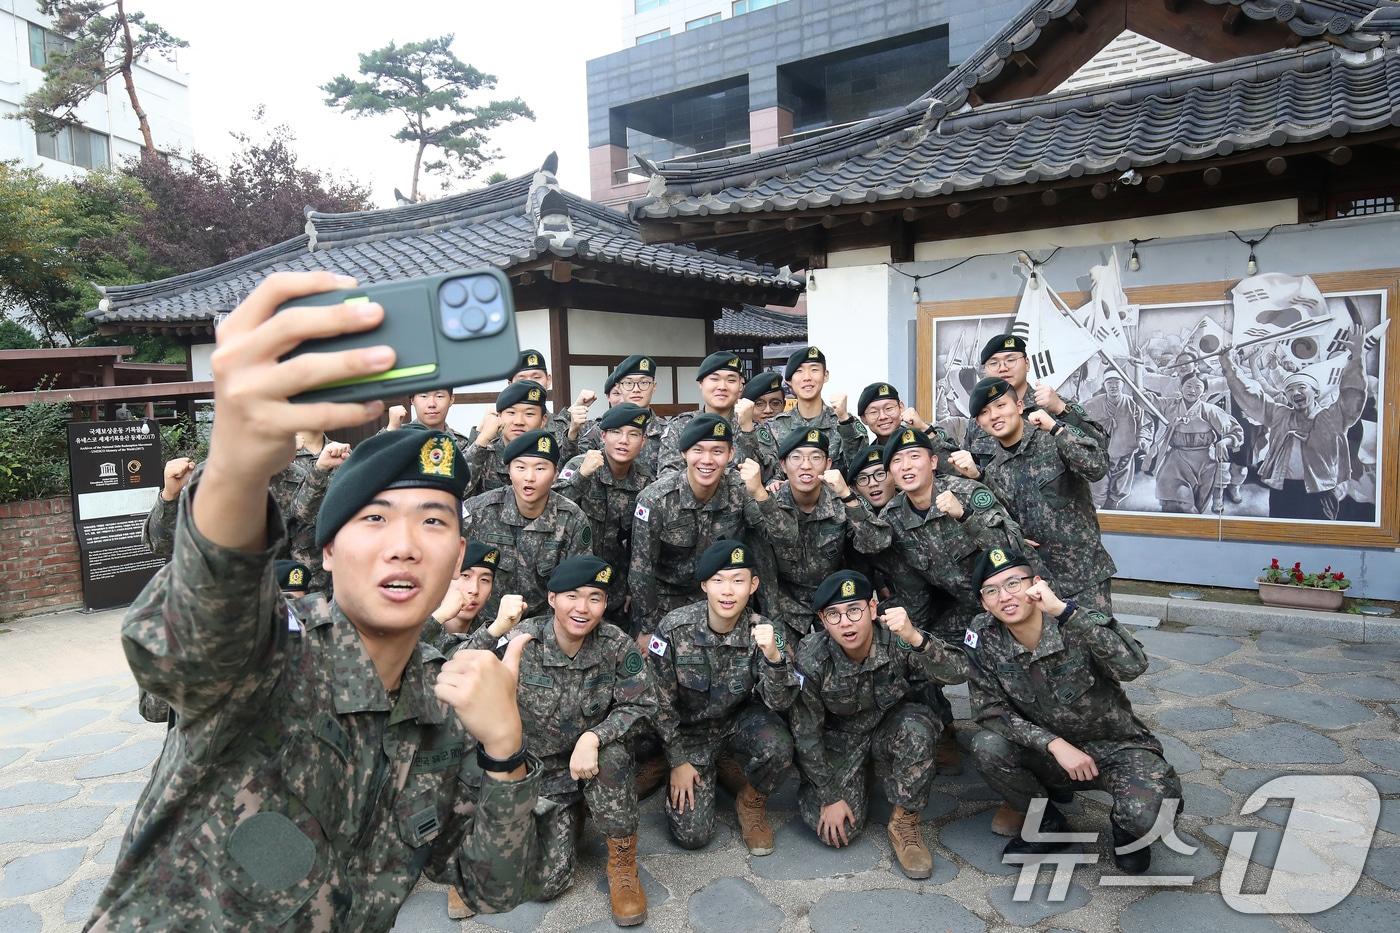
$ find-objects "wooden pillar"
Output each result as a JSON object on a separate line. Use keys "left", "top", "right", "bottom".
{"left": 547, "top": 305, "right": 571, "bottom": 409}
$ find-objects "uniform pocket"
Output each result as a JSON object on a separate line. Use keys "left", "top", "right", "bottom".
{"left": 996, "top": 662, "right": 1038, "bottom": 706}
{"left": 582, "top": 672, "right": 616, "bottom": 719}
{"left": 1047, "top": 656, "right": 1095, "bottom": 704}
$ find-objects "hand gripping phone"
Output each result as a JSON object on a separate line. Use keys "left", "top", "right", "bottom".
{"left": 279, "top": 268, "right": 519, "bottom": 404}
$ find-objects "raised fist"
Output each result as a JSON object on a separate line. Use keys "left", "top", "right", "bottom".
{"left": 387, "top": 405, "right": 409, "bottom": 429}
{"left": 878, "top": 605, "right": 922, "bottom": 647}
{"left": 316, "top": 441, "right": 351, "bottom": 472}
{"left": 161, "top": 457, "right": 195, "bottom": 501}
{"left": 489, "top": 594, "right": 527, "bottom": 637}
{"left": 738, "top": 458, "right": 765, "bottom": 498}
{"left": 752, "top": 623, "right": 781, "bottom": 663}
{"left": 476, "top": 410, "right": 503, "bottom": 445}
{"left": 821, "top": 469, "right": 851, "bottom": 500}
{"left": 1027, "top": 409, "right": 1056, "bottom": 433}
{"left": 568, "top": 403, "right": 590, "bottom": 427}
{"left": 734, "top": 397, "right": 756, "bottom": 431}
{"left": 934, "top": 489, "right": 964, "bottom": 520}
{"left": 1033, "top": 381, "right": 1067, "bottom": 416}
{"left": 948, "top": 449, "right": 979, "bottom": 479}
{"left": 900, "top": 407, "right": 930, "bottom": 431}
{"left": 831, "top": 393, "right": 849, "bottom": 421}
{"left": 575, "top": 389, "right": 598, "bottom": 408}
{"left": 579, "top": 449, "right": 606, "bottom": 477}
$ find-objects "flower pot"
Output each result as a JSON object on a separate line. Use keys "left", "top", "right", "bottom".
{"left": 1257, "top": 581, "right": 1345, "bottom": 612}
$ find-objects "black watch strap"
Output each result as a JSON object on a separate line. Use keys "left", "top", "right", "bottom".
{"left": 1056, "top": 599, "right": 1078, "bottom": 624}
{"left": 477, "top": 742, "right": 529, "bottom": 773}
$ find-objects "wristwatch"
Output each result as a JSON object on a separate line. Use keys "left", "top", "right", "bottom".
{"left": 1055, "top": 599, "right": 1078, "bottom": 624}
{"left": 841, "top": 492, "right": 860, "bottom": 505}
{"left": 1051, "top": 422, "right": 1066, "bottom": 437}
{"left": 477, "top": 742, "right": 529, "bottom": 773}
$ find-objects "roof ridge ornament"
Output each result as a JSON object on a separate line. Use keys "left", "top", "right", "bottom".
{"left": 304, "top": 215, "right": 318, "bottom": 253}
{"left": 528, "top": 153, "right": 578, "bottom": 253}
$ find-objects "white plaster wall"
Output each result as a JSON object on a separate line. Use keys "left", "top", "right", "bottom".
{"left": 565, "top": 309, "right": 706, "bottom": 356}
{"left": 806, "top": 260, "right": 895, "bottom": 406}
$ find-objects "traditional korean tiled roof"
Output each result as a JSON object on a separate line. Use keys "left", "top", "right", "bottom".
{"left": 715, "top": 304, "right": 808, "bottom": 340}
{"left": 91, "top": 154, "right": 801, "bottom": 330}
{"left": 630, "top": 0, "right": 1400, "bottom": 218}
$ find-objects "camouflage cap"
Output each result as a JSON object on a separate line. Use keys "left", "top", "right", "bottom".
{"left": 599, "top": 402, "right": 653, "bottom": 431}
{"left": 812, "top": 570, "right": 873, "bottom": 611}
{"left": 695, "top": 538, "right": 754, "bottom": 581}
{"left": 968, "top": 376, "right": 1015, "bottom": 419}
{"left": 679, "top": 413, "right": 733, "bottom": 450}
{"left": 462, "top": 540, "right": 501, "bottom": 571}
{"left": 844, "top": 444, "right": 886, "bottom": 484}
{"left": 742, "top": 370, "right": 785, "bottom": 403}
{"left": 496, "top": 379, "right": 548, "bottom": 412}
{"left": 548, "top": 555, "right": 614, "bottom": 592}
{"left": 315, "top": 429, "right": 468, "bottom": 547}
{"left": 881, "top": 425, "right": 935, "bottom": 466}
{"left": 604, "top": 355, "right": 657, "bottom": 393}
{"left": 502, "top": 428, "right": 559, "bottom": 466}
{"left": 857, "top": 381, "right": 900, "bottom": 414}
{"left": 274, "top": 559, "right": 310, "bottom": 592}
{"left": 980, "top": 334, "right": 1027, "bottom": 365}
{"left": 512, "top": 348, "right": 548, "bottom": 377}
{"left": 777, "top": 427, "right": 829, "bottom": 459}
{"left": 696, "top": 351, "right": 743, "bottom": 380}
{"left": 784, "top": 345, "right": 827, "bottom": 380}
{"left": 973, "top": 546, "right": 1032, "bottom": 588}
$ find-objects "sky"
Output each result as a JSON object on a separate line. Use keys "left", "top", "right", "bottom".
{"left": 135, "top": 0, "right": 621, "bottom": 207}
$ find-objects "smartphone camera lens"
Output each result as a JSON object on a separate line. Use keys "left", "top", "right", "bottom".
{"left": 472, "top": 277, "right": 499, "bottom": 303}
{"left": 462, "top": 306, "right": 487, "bottom": 333}
{"left": 441, "top": 281, "right": 469, "bottom": 307}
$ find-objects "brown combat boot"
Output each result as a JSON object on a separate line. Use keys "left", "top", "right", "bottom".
{"left": 735, "top": 783, "right": 775, "bottom": 856}
{"left": 446, "top": 886, "right": 473, "bottom": 920}
{"left": 605, "top": 835, "right": 648, "bottom": 926}
{"left": 991, "top": 803, "right": 1027, "bottom": 837}
{"left": 715, "top": 752, "right": 748, "bottom": 797}
{"left": 634, "top": 755, "right": 668, "bottom": 801}
{"left": 886, "top": 806, "right": 933, "bottom": 879}
{"left": 935, "top": 729, "right": 963, "bottom": 775}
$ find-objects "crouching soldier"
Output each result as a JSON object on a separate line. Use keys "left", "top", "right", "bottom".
{"left": 647, "top": 540, "right": 798, "bottom": 856}
{"left": 510, "top": 556, "right": 656, "bottom": 926}
{"left": 965, "top": 547, "right": 1182, "bottom": 874}
{"left": 791, "top": 571, "right": 967, "bottom": 879}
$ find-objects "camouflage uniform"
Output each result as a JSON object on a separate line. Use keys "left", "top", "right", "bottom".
{"left": 978, "top": 423, "right": 1116, "bottom": 613}
{"left": 90, "top": 484, "right": 541, "bottom": 931}
{"left": 461, "top": 487, "right": 592, "bottom": 621}
{"left": 465, "top": 424, "right": 568, "bottom": 498}
{"left": 792, "top": 624, "right": 967, "bottom": 841}
{"left": 511, "top": 614, "right": 655, "bottom": 899}
{"left": 964, "top": 605, "right": 1182, "bottom": 839}
{"left": 552, "top": 453, "right": 655, "bottom": 624}
{"left": 647, "top": 602, "right": 799, "bottom": 848}
{"left": 563, "top": 415, "right": 668, "bottom": 474}
{"left": 940, "top": 396, "right": 1105, "bottom": 472}
{"left": 628, "top": 470, "right": 797, "bottom": 636}
{"left": 287, "top": 461, "right": 336, "bottom": 593}
{"left": 755, "top": 485, "right": 887, "bottom": 646}
{"left": 655, "top": 411, "right": 723, "bottom": 476}
{"left": 141, "top": 495, "right": 178, "bottom": 558}
{"left": 740, "top": 406, "right": 865, "bottom": 482}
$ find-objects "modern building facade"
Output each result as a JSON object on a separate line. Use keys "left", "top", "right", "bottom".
{"left": 588, "top": 0, "right": 1027, "bottom": 206}
{"left": 0, "top": 0, "right": 193, "bottom": 177}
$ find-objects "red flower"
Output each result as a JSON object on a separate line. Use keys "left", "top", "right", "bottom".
{"left": 1293, "top": 570, "right": 1305, "bottom": 582}
{"left": 1293, "top": 562, "right": 1302, "bottom": 571}
{"left": 1271, "top": 558, "right": 1280, "bottom": 569}
{"left": 1334, "top": 572, "right": 1345, "bottom": 581}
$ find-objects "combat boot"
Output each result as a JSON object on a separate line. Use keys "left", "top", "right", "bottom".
{"left": 990, "top": 803, "right": 1026, "bottom": 837}
{"left": 634, "top": 755, "right": 668, "bottom": 800}
{"left": 715, "top": 751, "right": 748, "bottom": 797}
{"left": 1111, "top": 822, "right": 1152, "bottom": 875}
{"left": 446, "top": 887, "right": 473, "bottom": 920}
{"left": 605, "top": 834, "right": 648, "bottom": 926}
{"left": 935, "top": 729, "right": 963, "bottom": 775}
{"left": 1001, "top": 802, "right": 1071, "bottom": 857}
{"left": 886, "top": 806, "right": 933, "bottom": 879}
{"left": 735, "top": 783, "right": 775, "bottom": 856}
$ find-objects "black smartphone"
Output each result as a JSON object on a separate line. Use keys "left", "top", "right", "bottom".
{"left": 278, "top": 268, "right": 519, "bottom": 404}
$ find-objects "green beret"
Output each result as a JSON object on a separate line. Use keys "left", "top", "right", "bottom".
{"left": 679, "top": 413, "right": 733, "bottom": 450}
{"left": 600, "top": 402, "right": 653, "bottom": 431}
{"left": 973, "top": 546, "right": 1031, "bottom": 588}
{"left": 463, "top": 540, "right": 501, "bottom": 571}
{"left": 844, "top": 444, "right": 886, "bottom": 484}
{"left": 813, "top": 570, "right": 873, "bottom": 611}
{"left": 548, "top": 555, "right": 614, "bottom": 592}
{"left": 502, "top": 428, "right": 559, "bottom": 465}
{"left": 882, "top": 425, "right": 934, "bottom": 466}
{"left": 778, "top": 427, "right": 829, "bottom": 459}
{"left": 513, "top": 349, "right": 548, "bottom": 376}
{"left": 858, "top": 382, "right": 900, "bottom": 414}
{"left": 742, "top": 371, "right": 784, "bottom": 403}
{"left": 784, "top": 345, "right": 827, "bottom": 380}
{"left": 695, "top": 538, "right": 755, "bottom": 581}
{"left": 274, "top": 560, "right": 310, "bottom": 592}
{"left": 968, "top": 376, "right": 1015, "bottom": 419}
{"left": 315, "top": 429, "right": 468, "bottom": 547}
{"left": 697, "top": 351, "right": 742, "bottom": 380}
{"left": 980, "top": 334, "right": 1027, "bottom": 365}
{"left": 496, "top": 379, "right": 548, "bottom": 412}
{"left": 605, "top": 355, "right": 657, "bottom": 393}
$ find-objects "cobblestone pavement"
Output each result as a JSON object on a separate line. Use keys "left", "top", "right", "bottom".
{"left": 2, "top": 613, "right": 1398, "bottom": 931}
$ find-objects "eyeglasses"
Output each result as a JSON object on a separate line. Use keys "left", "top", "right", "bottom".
{"left": 785, "top": 452, "right": 828, "bottom": 467}
{"left": 618, "top": 379, "right": 654, "bottom": 391}
{"left": 984, "top": 355, "right": 1026, "bottom": 372}
{"left": 819, "top": 605, "right": 866, "bottom": 626}
{"left": 855, "top": 470, "right": 888, "bottom": 487}
{"left": 979, "top": 575, "right": 1034, "bottom": 599}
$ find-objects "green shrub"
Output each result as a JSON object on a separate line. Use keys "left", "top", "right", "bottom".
{"left": 0, "top": 400, "right": 72, "bottom": 503}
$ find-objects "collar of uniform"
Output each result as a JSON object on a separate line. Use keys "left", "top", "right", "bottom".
{"left": 692, "top": 608, "right": 753, "bottom": 648}
{"left": 529, "top": 614, "right": 605, "bottom": 669}
{"left": 995, "top": 612, "right": 1066, "bottom": 662}
{"left": 825, "top": 625, "right": 893, "bottom": 675}
{"left": 598, "top": 455, "right": 650, "bottom": 490}
{"left": 774, "top": 403, "right": 835, "bottom": 431}
{"left": 392, "top": 641, "right": 448, "bottom": 726}
{"left": 891, "top": 492, "right": 935, "bottom": 529}
{"left": 318, "top": 602, "right": 428, "bottom": 719}
{"left": 676, "top": 471, "right": 739, "bottom": 511}
{"left": 778, "top": 482, "right": 841, "bottom": 519}
{"left": 501, "top": 487, "right": 560, "bottom": 528}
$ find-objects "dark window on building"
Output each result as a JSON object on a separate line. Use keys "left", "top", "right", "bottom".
{"left": 734, "top": 0, "right": 786, "bottom": 14}
{"left": 778, "top": 27, "right": 950, "bottom": 140}
{"left": 35, "top": 124, "right": 110, "bottom": 170}
{"left": 28, "top": 22, "right": 72, "bottom": 68}
{"left": 635, "top": 0, "right": 669, "bottom": 12}
{"left": 1330, "top": 193, "right": 1397, "bottom": 219}
{"left": 636, "top": 28, "right": 671, "bottom": 45}
{"left": 618, "top": 77, "right": 749, "bottom": 164}
{"left": 686, "top": 13, "right": 722, "bottom": 29}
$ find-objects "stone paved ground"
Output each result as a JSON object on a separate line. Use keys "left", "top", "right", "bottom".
{"left": 2, "top": 611, "right": 1398, "bottom": 932}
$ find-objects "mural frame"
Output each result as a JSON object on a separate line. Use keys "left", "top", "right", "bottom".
{"left": 915, "top": 268, "right": 1400, "bottom": 547}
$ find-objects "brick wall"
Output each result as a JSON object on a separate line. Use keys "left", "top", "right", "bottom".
{"left": 0, "top": 498, "right": 83, "bottom": 618}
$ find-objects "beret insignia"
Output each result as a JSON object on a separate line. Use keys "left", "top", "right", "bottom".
{"left": 420, "top": 437, "right": 455, "bottom": 477}
{"left": 484, "top": 549, "right": 499, "bottom": 564}
{"left": 287, "top": 568, "right": 305, "bottom": 586}
{"left": 527, "top": 387, "right": 542, "bottom": 401}
{"left": 878, "top": 384, "right": 890, "bottom": 396}
{"left": 840, "top": 579, "right": 856, "bottom": 598}
{"left": 537, "top": 436, "right": 552, "bottom": 453}
{"left": 640, "top": 359, "right": 650, "bottom": 371}
{"left": 596, "top": 566, "right": 612, "bottom": 584}
{"left": 990, "top": 547, "right": 1009, "bottom": 568}
{"left": 1003, "top": 337, "right": 1015, "bottom": 348}
{"left": 714, "top": 423, "right": 727, "bottom": 437}
{"left": 807, "top": 429, "right": 820, "bottom": 443}
{"left": 807, "top": 347, "right": 820, "bottom": 359}
{"left": 730, "top": 547, "right": 745, "bottom": 564}
{"left": 901, "top": 429, "right": 916, "bottom": 443}
{"left": 527, "top": 353, "right": 540, "bottom": 366}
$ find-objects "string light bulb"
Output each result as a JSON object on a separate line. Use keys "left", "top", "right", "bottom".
{"left": 1027, "top": 270, "right": 1041, "bottom": 290}
{"left": 911, "top": 281, "right": 921, "bottom": 305}
{"left": 1128, "top": 247, "right": 1141, "bottom": 272}
{"left": 1247, "top": 251, "right": 1258, "bottom": 276}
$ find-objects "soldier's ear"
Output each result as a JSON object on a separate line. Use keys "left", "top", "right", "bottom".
{"left": 322, "top": 543, "right": 334, "bottom": 573}
{"left": 748, "top": 576, "right": 761, "bottom": 596}
{"left": 547, "top": 592, "right": 558, "bottom": 611}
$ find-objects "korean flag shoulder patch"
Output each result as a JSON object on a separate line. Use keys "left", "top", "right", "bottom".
{"left": 647, "top": 635, "right": 668, "bottom": 657}
{"left": 963, "top": 629, "right": 979, "bottom": 649}
{"left": 635, "top": 504, "right": 650, "bottom": 522}
{"left": 560, "top": 468, "right": 576, "bottom": 480}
